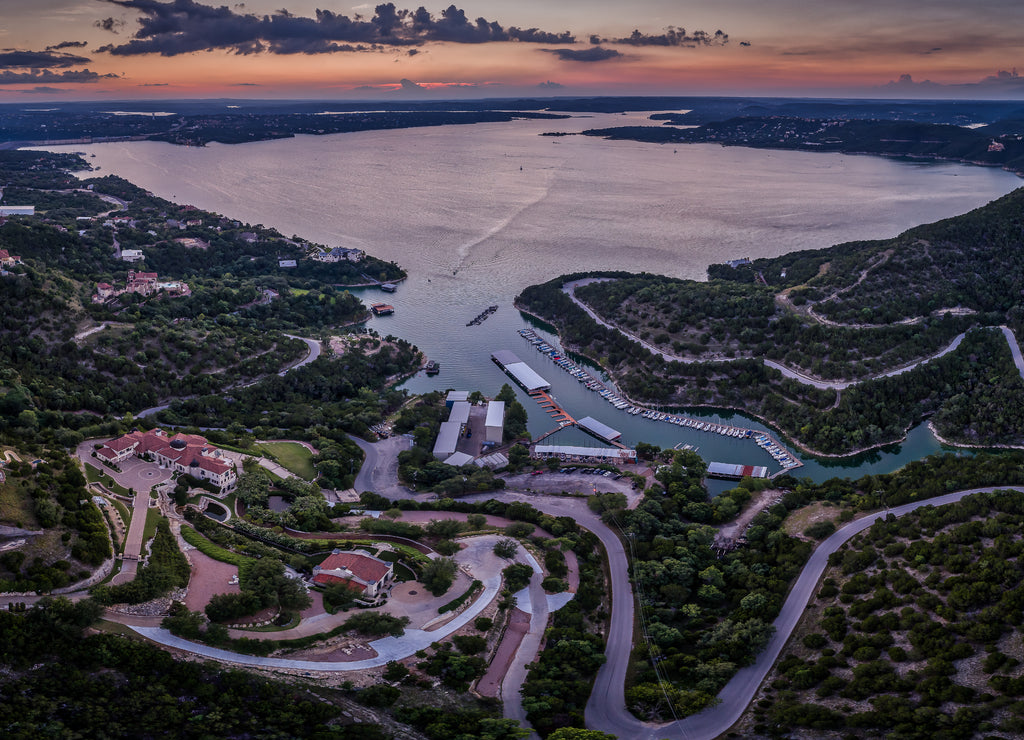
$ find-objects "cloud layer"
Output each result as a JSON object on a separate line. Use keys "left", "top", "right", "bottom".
{"left": 0, "top": 49, "right": 92, "bottom": 68}
{"left": 96, "top": 0, "right": 576, "bottom": 56}
{"left": 0, "top": 69, "right": 119, "bottom": 85}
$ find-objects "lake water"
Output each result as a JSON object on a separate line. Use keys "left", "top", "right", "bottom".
{"left": 57, "top": 112, "right": 1022, "bottom": 483}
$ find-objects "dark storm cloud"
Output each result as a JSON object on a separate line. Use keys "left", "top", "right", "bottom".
{"left": 46, "top": 41, "right": 89, "bottom": 51}
{"left": 0, "top": 50, "right": 91, "bottom": 68}
{"left": 95, "top": 17, "right": 127, "bottom": 33}
{"left": 94, "top": 0, "right": 575, "bottom": 56}
{"left": 0, "top": 69, "right": 120, "bottom": 85}
{"left": 593, "top": 27, "right": 729, "bottom": 47}
{"left": 542, "top": 47, "right": 621, "bottom": 63}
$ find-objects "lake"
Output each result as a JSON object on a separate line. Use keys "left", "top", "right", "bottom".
{"left": 56, "top": 111, "right": 1022, "bottom": 482}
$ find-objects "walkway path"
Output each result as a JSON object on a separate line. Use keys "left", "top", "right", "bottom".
{"left": 74, "top": 322, "right": 108, "bottom": 342}
{"left": 110, "top": 490, "right": 150, "bottom": 585}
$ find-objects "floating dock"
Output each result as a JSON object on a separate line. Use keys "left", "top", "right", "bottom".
{"left": 370, "top": 303, "right": 394, "bottom": 316}
{"left": 707, "top": 462, "right": 769, "bottom": 480}
{"left": 516, "top": 328, "right": 803, "bottom": 474}
{"left": 491, "top": 350, "right": 551, "bottom": 392}
{"left": 577, "top": 416, "right": 622, "bottom": 443}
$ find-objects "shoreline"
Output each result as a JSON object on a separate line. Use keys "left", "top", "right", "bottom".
{"left": 516, "top": 301, "right": 949, "bottom": 463}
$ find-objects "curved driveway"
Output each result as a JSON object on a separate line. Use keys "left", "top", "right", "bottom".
{"left": 82, "top": 424, "right": 1023, "bottom": 740}
{"left": 349, "top": 434, "right": 412, "bottom": 498}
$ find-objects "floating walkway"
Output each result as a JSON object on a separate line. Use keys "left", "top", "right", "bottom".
{"left": 467, "top": 305, "right": 498, "bottom": 327}
{"left": 517, "top": 328, "right": 803, "bottom": 474}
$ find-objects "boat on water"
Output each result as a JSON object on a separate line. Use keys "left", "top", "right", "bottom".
{"left": 424, "top": 360, "right": 440, "bottom": 375}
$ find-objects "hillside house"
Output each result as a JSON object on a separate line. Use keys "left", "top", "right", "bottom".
{"left": 96, "top": 429, "right": 237, "bottom": 490}
{"left": 312, "top": 549, "right": 393, "bottom": 598}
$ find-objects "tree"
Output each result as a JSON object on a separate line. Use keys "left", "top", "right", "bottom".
{"left": 494, "top": 538, "right": 518, "bottom": 559}
{"left": 420, "top": 557, "right": 458, "bottom": 596}
{"left": 548, "top": 729, "right": 618, "bottom": 740}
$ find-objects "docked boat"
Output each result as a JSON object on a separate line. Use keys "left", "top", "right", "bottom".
{"left": 424, "top": 360, "right": 440, "bottom": 375}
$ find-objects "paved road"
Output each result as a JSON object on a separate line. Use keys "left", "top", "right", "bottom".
{"left": 126, "top": 534, "right": 506, "bottom": 670}
{"left": 349, "top": 434, "right": 413, "bottom": 498}
{"left": 458, "top": 491, "right": 634, "bottom": 736}
{"left": 279, "top": 334, "right": 322, "bottom": 375}
{"left": 500, "top": 545, "right": 547, "bottom": 738}
{"left": 565, "top": 278, "right": 982, "bottom": 392}
{"left": 562, "top": 279, "right": 741, "bottom": 365}
{"left": 587, "top": 487, "right": 1015, "bottom": 740}
{"left": 1001, "top": 326, "right": 1024, "bottom": 381}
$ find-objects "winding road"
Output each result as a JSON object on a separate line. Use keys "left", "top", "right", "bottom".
{"left": 563, "top": 280, "right": 1019, "bottom": 392}
{"left": 40, "top": 423, "right": 1024, "bottom": 739}
{"left": 279, "top": 334, "right": 322, "bottom": 375}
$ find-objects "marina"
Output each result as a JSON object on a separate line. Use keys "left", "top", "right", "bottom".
{"left": 517, "top": 328, "right": 803, "bottom": 475}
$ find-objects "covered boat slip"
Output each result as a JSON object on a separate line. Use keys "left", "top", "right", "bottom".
{"left": 533, "top": 444, "right": 637, "bottom": 462}
{"left": 576, "top": 415, "right": 622, "bottom": 443}
{"left": 707, "top": 461, "right": 769, "bottom": 480}
{"left": 491, "top": 350, "right": 551, "bottom": 392}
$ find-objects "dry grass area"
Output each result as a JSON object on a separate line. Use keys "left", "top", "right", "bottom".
{"left": 0, "top": 479, "right": 37, "bottom": 529}
{"left": 781, "top": 501, "right": 848, "bottom": 538}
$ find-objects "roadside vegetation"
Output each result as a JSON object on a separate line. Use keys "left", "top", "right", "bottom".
{"left": 735, "top": 489, "right": 1024, "bottom": 738}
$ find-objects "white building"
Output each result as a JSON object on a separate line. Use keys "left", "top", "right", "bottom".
{"left": 485, "top": 401, "right": 505, "bottom": 444}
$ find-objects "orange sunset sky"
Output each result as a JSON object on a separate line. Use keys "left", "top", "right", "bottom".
{"left": 3, "top": 0, "right": 1024, "bottom": 100}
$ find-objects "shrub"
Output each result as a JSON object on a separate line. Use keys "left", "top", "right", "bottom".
{"left": 805, "top": 521, "right": 837, "bottom": 539}
{"left": 493, "top": 538, "right": 518, "bottom": 559}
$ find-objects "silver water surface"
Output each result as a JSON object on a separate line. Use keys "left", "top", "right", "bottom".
{"left": 56, "top": 113, "right": 1021, "bottom": 481}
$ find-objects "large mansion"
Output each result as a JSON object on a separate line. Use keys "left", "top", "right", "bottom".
{"left": 94, "top": 270, "right": 191, "bottom": 303}
{"left": 312, "top": 549, "right": 393, "bottom": 598}
{"left": 97, "top": 429, "right": 237, "bottom": 490}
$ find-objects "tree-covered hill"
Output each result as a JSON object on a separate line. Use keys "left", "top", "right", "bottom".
{"left": 518, "top": 188, "right": 1024, "bottom": 454}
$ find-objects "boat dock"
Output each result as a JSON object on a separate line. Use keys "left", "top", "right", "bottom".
{"left": 467, "top": 305, "right": 498, "bottom": 326}
{"left": 370, "top": 303, "right": 394, "bottom": 316}
{"left": 517, "top": 328, "right": 803, "bottom": 474}
{"left": 528, "top": 389, "right": 575, "bottom": 425}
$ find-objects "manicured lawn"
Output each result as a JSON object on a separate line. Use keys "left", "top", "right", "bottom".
{"left": 258, "top": 441, "right": 316, "bottom": 481}
{"left": 142, "top": 507, "right": 163, "bottom": 545}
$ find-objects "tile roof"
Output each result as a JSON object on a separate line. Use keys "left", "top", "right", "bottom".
{"left": 317, "top": 551, "right": 391, "bottom": 585}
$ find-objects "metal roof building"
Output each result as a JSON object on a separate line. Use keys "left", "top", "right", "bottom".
{"left": 446, "top": 390, "right": 470, "bottom": 407}
{"left": 432, "top": 421, "right": 463, "bottom": 460}
{"left": 491, "top": 351, "right": 550, "bottom": 392}
{"left": 485, "top": 401, "right": 505, "bottom": 443}
{"left": 443, "top": 451, "right": 475, "bottom": 467}
{"left": 706, "top": 462, "right": 769, "bottom": 480}
{"left": 448, "top": 401, "right": 472, "bottom": 426}
{"left": 577, "top": 416, "right": 622, "bottom": 443}
{"left": 533, "top": 444, "right": 636, "bottom": 462}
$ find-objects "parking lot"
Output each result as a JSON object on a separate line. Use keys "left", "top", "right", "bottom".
{"left": 502, "top": 467, "right": 641, "bottom": 504}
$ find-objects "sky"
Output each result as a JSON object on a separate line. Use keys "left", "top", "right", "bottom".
{"left": 3, "top": 0, "right": 1024, "bottom": 101}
